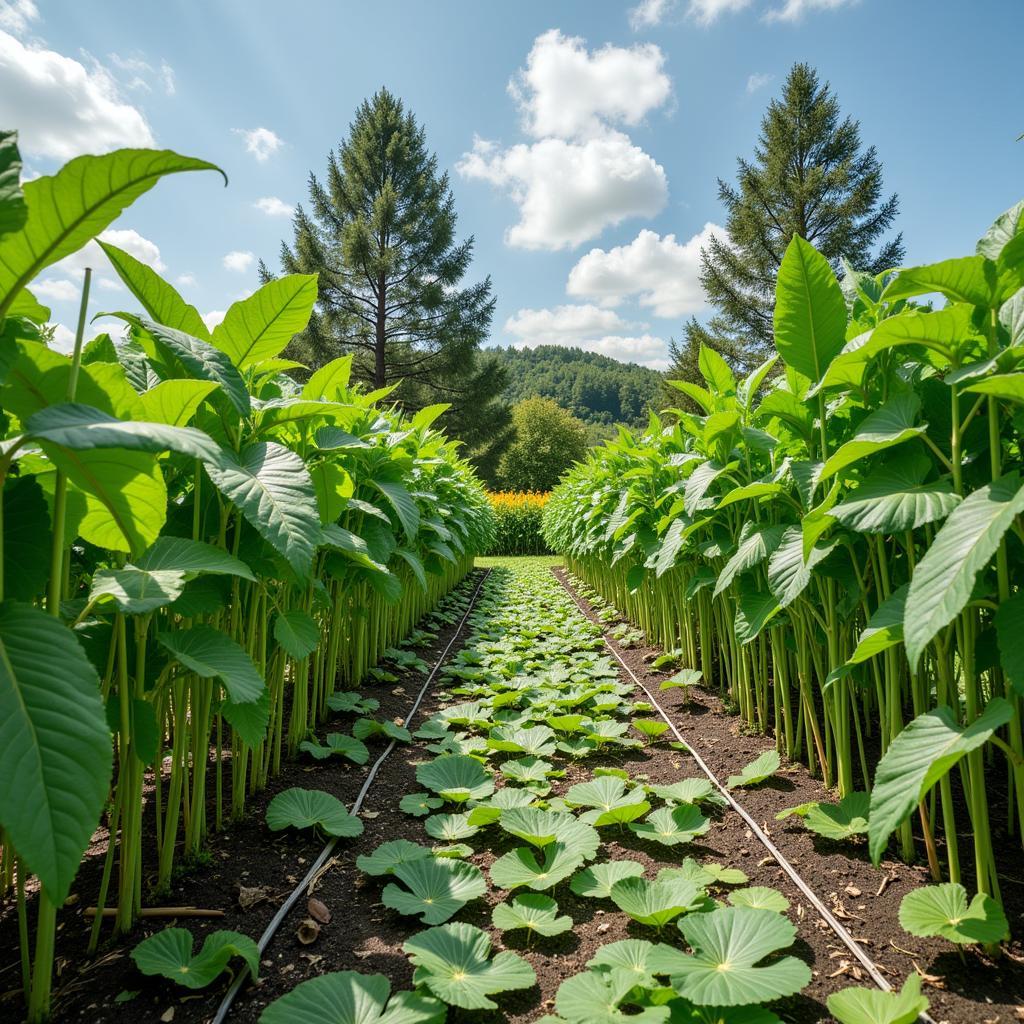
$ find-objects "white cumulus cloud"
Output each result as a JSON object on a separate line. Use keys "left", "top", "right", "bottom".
{"left": 0, "top": 0, "right": 39, "bottom": 35}
{"left": 223, "top": 250, "right": 255, "bottom": 273}
{"left": 458, "top": 131, "right": 667, "bottom": 251}
{"left": 629, "top": 0, "right": 677, "bottom": 29}
{"left": 687, "top": 0, "right": 753, "bottom": 25}
{"left": 234, "top": 127, "right": 283, "bottom": 162}
{"left": 510, "top": 29, "right": 671, "bottom": 140}
{"left": 0, "top": 30, "right": 154, "bottom": 159}
{"left": 764, "top": 0, "right": 856, "bottom": 21}
{"left": 254, "top": 196, "right": 295, "bottom": 218}
{"left": 567, "top": 224, "right": 721, "bottom": 319}
{"left": 176, "top": 272, "right": 197, "bottom": 287}
{"left": 746, "top": 72, "right": 774, "bottom": 93}
{"left": 202, "top": 309, "right": 226, "bottom": 331}
{"left": 32, "top": 278, "right": 80, "bottom": 302}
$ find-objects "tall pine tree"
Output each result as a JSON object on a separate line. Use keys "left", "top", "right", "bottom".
{"left": 268, "top": 88, "right": 511, "bottom": 465}
{"left": 671, "top": 62, "right": 904, "bottom": 381}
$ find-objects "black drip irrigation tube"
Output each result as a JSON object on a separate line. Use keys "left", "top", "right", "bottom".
{"left": 212, "top": 569, "right": 491, "bottom": 1024}
{"left": 556, "top": 570, "right": 938, "bottom": 1024}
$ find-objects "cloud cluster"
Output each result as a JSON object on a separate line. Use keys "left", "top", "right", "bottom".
{"left": 254, "top": 195, "right": 295, "bottom": 217}
{"left": 223, "top": 250, "right": 255, "bottom": 273}
{"left": 628, "top": 0, "right": 676, "bottom": 30}
{"left": 234, "top": 127, "right": 283, "bottom": 162}
{"left": 629, "top": 0, "right": 854, "bottom": 26}
{"left": 458, "top": 30, "right": 671, "bottom": 252}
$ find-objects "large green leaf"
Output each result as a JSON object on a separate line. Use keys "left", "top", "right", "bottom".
{"left": 98, "top": 240, "right": 210, "bottom": 339}
{"left": 0, "top": 148, "right": 223, "bottom": 319}
{"left": 266, "top": 787, "right": 363, "bottom": 838}
{"left": 158, "top": 626, "right": 264, "bottom": 703}
{"left": 416, "top": 754, "right": 494, "bottom": 803}
{"left": 867, "top": 699, "right": 1013, "bottom": 864}
{"left": 881, "top": 256, "right": 995, "bottom": 308}
{"left": 995, "top": 591, "right": 1024, "bottom": 696}
{"left": 564, "top": 776, "right": 650, "bottom": 826}
{"left": 726, "top": 750, "right": 780, "bottom": 790}
{"left": 846, "top": 586, "right": 907, "bottom": 665}
{"left": 211, "top": 274, "right": 318, "bottom": 369}
{"left": 767, "top": 527, "right": 835, "bottom": 608}
{"left": 714, "top": 524, "right": 786, "bottom": 598}
{"left": 0, "top": 602, "right": 111, "bottom": 903}
{"left": 555, "top": 968, "right": 670, "bottom": 1024}
{"left": 629, "top": 804, "right": 709, "bottom": 847}
{"left": 131, "top": 928, "right": 259, "bottom": 990}
{"left": 904, "top": 474, "right": 1024, "bottom": 667}
{"left": 257, "top": 971, "right": 445, "bottom": 1024}
{"left": 381, "top": 856, "right": 486, "bottom": 924}
{"left": 139, "top": 379, "right": 219, "bottom": 426}
{"left": 492, "top": 893, "right": 572, "bottom": 937}
{"left": 570, "top": 860, "right": 645, "bottom": 899}
{"left": 2, "top": 475, "right": 52, "bottom": 601}
{"left": 490, "top": 842, "right": 586, "bottom": 891}
{"left": 819, "top": 394, "right": 925, "bottom": 481}
{"left": 403, "top": 922, "right": 536, "bottom": 1010}
{"left": 90, "top": 565, "right": 186, "bottom": 614}
{"left": 669, "top": 907, "right": 811, "bottom": 1006}
{"left": 609, "top": 875, "right": 705, "bottom": 928}
{"left": 826, "top": 974, "right": 929, "bottom": 1024}
{"left": 356, "top": 840, "right": 432, "bottom": 877}
{"left": 898, "top": 883, "right": 1008, "bottom": 945}
{"left": 773, "top": 234, "right": 847, "bottom": 382}
{"left": 136, "top": 536, "right": 256, "bottom": 581}
{"left": 0, "top": 130, "right": 27, "bottom": 241}
{"left": 274, "top": 610, "right": 320, "bottom": 660}
{"left": 302, "top": 355, "right": 354, "bottom": 402}
{"left": 371, "top": 479, "right": 420, "bottom": 540}
{"left": 204, "top": 442, "right": 320, "bottom": 578}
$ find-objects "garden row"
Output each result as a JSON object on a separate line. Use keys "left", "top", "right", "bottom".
{"left": 0, "top": 134, "right": 495, "bottom": 1022}
{"left": 487, "top": 492, "right": 551, "bottom": 556}
{"left": 542, "top": 204, "right": 1024, "bottom": 922}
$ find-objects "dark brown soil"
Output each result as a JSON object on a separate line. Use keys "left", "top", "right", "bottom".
{"left": 2, "top": 564, "right": 1021, "bottom": 1024}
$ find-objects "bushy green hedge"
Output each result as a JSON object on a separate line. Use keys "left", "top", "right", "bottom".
{"left": 487, "top": 491, "right": 551, "bottom": 555}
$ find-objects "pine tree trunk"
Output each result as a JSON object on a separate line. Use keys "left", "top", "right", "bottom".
{"left": 375, "top": 271, "right": 386, "bottom": 388}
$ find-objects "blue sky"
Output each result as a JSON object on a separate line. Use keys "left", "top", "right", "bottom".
{"left": 3, "top": 0, "right": 1022, "bottom": 366}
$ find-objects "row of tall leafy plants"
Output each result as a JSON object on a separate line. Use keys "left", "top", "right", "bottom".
{"left": 0, "top": 129, "right": 494, "bottom": 1022}
{"left": 543, "top": 201, "right": 1024, "bottom": 921}
{"left": 486, "top": 490, "right": 551, "bottom": 555}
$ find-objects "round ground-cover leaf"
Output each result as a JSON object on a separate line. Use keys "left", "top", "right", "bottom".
{"left": 589, "top": 938, "right": 689, "bottom": 987}
{"left": 433, "top": 843, "right": 474, "bottom": 859}
{"left": 266, "top": 788, "right": 363, "bottom": 838}
{"left": 668, "top": 1006, "right": 783, "bottom": 1024}
{"left": 490, "top": 842, "right": 588, "bottom": 892}
{"left": 609, "top": 876, "right": 706, "bottom": 929}
{"left": 492, "top": 894, "right": 572, "bottom": 937}
{"left": 629, "top": 805, "right": 710, "bottom": 847}
{"left": 487, "top": 725, "right": 558, "bottom": 757}
{"left": 382, "top": 856, "right": 486, "bottom": 925}
{"left": 401, "top": 792, "right": 444, "bottom": 817}
{"left": 424, "top": 812, "right": 479, "bottom": 842}
{"left": 274, "top": 610, "right": 320, "bottom": 660}
{"left": 632, "top": 718, "right": 670, "bottom": 742}
{"left": 726, "top": 750, "right": 780, "bottom": 790}
{"left": 501, "top": 756, "right": 555, "bottom": 785}
{"left": 660, "top": 861, "right": 749, "bottom": 889}
{"left": 90, "top": 565, "right": 187, "bottom": 614}
{"left": 403, "top": 921, "right": 536, "bottom": 1010}
{"left": 565, "top": 775, "right": 651, "bottom": 826}
{"left": 669, "top": 907, "right": 811, "bottom": 1006}
{"left": 727, "top": 888, "right": 790, "bottom": 913}
{"left": 570, "top": 860, "right": 646, "bottom": 900}
{"left": 554, "top": 967, "right": 670, "bottom": 1024}
{"left": 327, "top": 691, "right": 380, "bottom": 715}
{"left": 651, "top": 779, "right": 715, "bottom": 806}
{"left": 661, "top": 668, "right": 704, "bottom": 692}
{"left": 867, "top": 699, "right": 1012, "bottom": 864}
{"left": 136, "top": 536, "right": 256, "bottom": 581}
{"left": 467, "top": 787, "right": 536, "bottom": 826}
{"left": 299, "top": 732, "right": 369, "bottom": 765}
{"left": 356, "top": 840, "right": 432, "bottom": 877}
{"left": 131, "top": 927, "right": 259, "bottom": 990}
{"left": 898, "top": 883, "right": 1008, "bottom": 945}
{"left": 0, "top": 602, "right": 111, "bottom": 903}
{"left": 499, "top": 807, "right": 599, "bottom": 857}
{"left": 416, "top": 754, "right": 495, "bottom": 803}
{"left": 826, "top": 973, "right": 929, "bottom": 1024}
{"left": 353, "top": 718, "right": 412, "bottom": 743}
{"left": 257, "top": 969, "right": 446, "bottom": 1024}
{"left": 803, "top": 793, "right": 869, "bottom": 842}
{"left": 158, "top": 625, "right": 264, "bottom": 704}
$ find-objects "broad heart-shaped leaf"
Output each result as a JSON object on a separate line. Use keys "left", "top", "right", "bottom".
{"left": 299, "top": 732, "right": 369, "bottom": 765}
{"left": 500, "top": 808, "right": 600, "bottom": 859}
{"left": 727, "top": 888, "right": 790, "bottom": 913}
{"left": 487, "top": 724, "right": 557, "bottom": 757}
{"left": 565, "top": 776, "right": 651, "bottom": 825}
{"left": 904, "top": 474, "right": 1024, "bottom": 667}
{"left": 327, "top": 691, "right": 379, "bottom": 715}
{"left": 356, "top": 840, "right": 433, "bottom": 877}
{"left": 767, "top": 527, "right": 836, "bottom": 609}
{"left": 274, "top": 610, "right": 320, "bottom": 660}
{"left": 258, "top": 970, "right": 446, "bottom": 1024}
{"left": 803, "top": 793, "right": 869, "bottom": 841}
{"left": 131, "top": 928, "right": 258, "bottom": 990}
{"left": 204, "top": 442, "right": 321, "bottom": 579}
{"left": 0, "top": 148, "right": 223, "bottom": 319}
{"left": 110, "top": 314, "right": 250, "bottom": 416}
{"left": 629, "top": 804, "right": 709, "bottom": 847}
{"left": 555, "top": 967, "right": 671, "bottom": 1024}
{"left": 400, "top": 792, "right": 444, "bottom": 817}
{"left": 609, "top": 875, "right": 705, "bottom": 928}
{"left": 734, "top": 590, "right": 781, "bottom": 646}
{"left": 381, "top": 856, "right": 486, "bottom": 925}
{"left": 158, "top": 626, "right": 264, "bottom": 703}
{"left": 652, "top": 779, "right": 715, "bottom": 805}
{"left": 0, "top": 602, "right": 111, "bottom": 903}
{"left": 222, "top": 687, "right": 270, "bottom": 747}
{"left": 773, "top": 234, "right": 847, "bottom": 382}
{"left": 570, "top": 860, "right": 646, "bottom": 899}
{"left": 492, "top": 893, "right": 572, "bottom": 937}
{"left": 371, "top": 479, "right": 420, "bottom": 540}
{"left": 136, "top": 536, "right": 256, "bottom": 581}
{"left": 831, "top": 452, "right": 960, "bottom": 534}
{"left": 302, "top": 355, "right": 354, "bottom": 402}
{"left": 846, "top": 585, "right": 908, "bottom": 666}
{"left": 90, "top": 565, "right": 186, "bottom": 614}
{"left": 211, "top": 274, "right": 317, "bottom": 369}
{"left": 403, "top": 921, "right": 536, "bottom": 1010}
{"left": 266, "top": 787, "right": 363, "bottom": 838}
{"left": 490, "top": 842, "right": 587, "bottom": 891}
{"left": 898, "top": 883, "right": 1008, "bottom": 945}
{"left": 416, "top": 754, "right": 494, "bottom": 803}
{"left": 881, "top": 255, "right": 996, "bottom": 308}
{"left": 661, "top": 669, "right": 703, "bottom": 692}
{"left": 867, "top": 699, "right": 1013, "bottom": 864}
{"left": 827, "top": 973, "right": 929, "bottom": 1024}
{"left": 98, "top": 240, "right": 210, "bottom": 339}
{"left": 670, "top": 907, "right": 811, "bottom": 1006}
{"left": 819, "top": 394, "right": 926, "bottom": 481}
{"left": 714, "top": 524, "right": 786, "bottom": 598}
{"left": 0, "top": 130, "right": 27, "bottom": 241}
{"left": 726, "top": 750, "right": 780, "bottom": 790}
{"left": 424, "top": 813, "right": 479, "bottom": 842}
{"left": 589, "top": 938, "right": 689, "bottom": 987}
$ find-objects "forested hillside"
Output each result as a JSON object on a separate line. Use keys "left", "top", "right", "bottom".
{"left": 489, "top": 345, "right": 661, "bottom": 428}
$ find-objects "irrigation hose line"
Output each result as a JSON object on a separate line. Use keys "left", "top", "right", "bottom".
{"left": 213, "top": 569, "right": 492, "bottom": 1024}
{"left": 558, "top": 572, "right": 939, "bottom": 1024}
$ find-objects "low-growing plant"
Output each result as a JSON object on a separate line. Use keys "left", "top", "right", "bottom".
{"left": 803, "top": 793, "right": 870, "bottom": 842}
{"left": 356, "top": 840, "right": 433, "bottom": 876}
{"left": 565, "top": 776, "right": 651, "bottom": 826}
{"left": 265, "top": 788, "right": 364, "bottom": 838}
{"left": 131, "top": 928, "right": 259, "bottom": 990}
{"left": 492, "top": 893, "right": 572, "bottom": 937}
{"left": 826, "top": 974, "right": 929, "bottom": 1024}
{"left": 629, "top": 805, "right": 710, "bottom": 847}
{"left": 570, "top": 860, "right": 646, "bottom": 899}
{"left": 898, "top": 883, "right": 1009, "bottom": 948}
{"left": 609, "top": 875, "right": 706, "bottom": 929}
{"left": 381, "top": 856, "right": 487, "bottom": 924}
{"left": 298, "top": 732, "right": 370, "bottom": 764}
{"left": 726, "top": 751, "right": 781, "bottom": 790}
{"left": 416, "top": 753, "right": 495, "bottom": 803}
